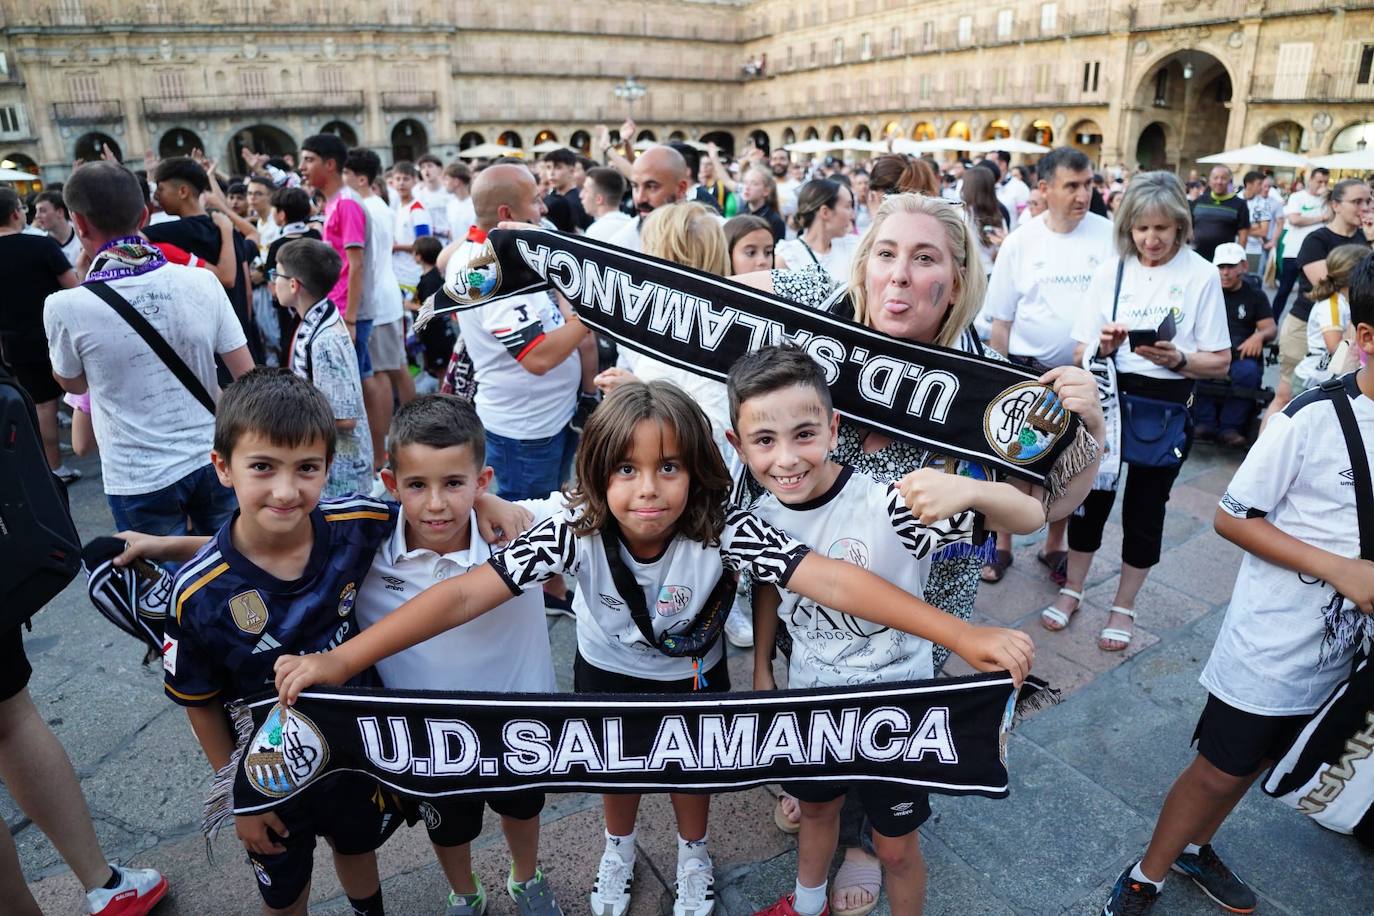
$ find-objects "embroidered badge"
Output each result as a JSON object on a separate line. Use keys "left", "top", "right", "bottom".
{"left": 244, "top": 704, "right": 330, "bottom": 798}
{"left": 229, "top": 590, "right": 270, "bottom": 635}
{"left": 338, "top": 582, "right": 357, "bottom": 617}
{"left": 983, "top": 381, "right": 1069, "bottom": 465}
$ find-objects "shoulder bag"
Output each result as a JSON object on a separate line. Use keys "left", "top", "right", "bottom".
{"left": 1111, "top": 260, "right": 1191, "bottom": 468}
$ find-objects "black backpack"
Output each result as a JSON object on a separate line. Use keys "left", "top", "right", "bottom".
{"left": 0, "top": 367, "right": 81, "bottom": 632}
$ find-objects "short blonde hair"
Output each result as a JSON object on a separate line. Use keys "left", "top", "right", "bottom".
{"left": 641, "top": 201, "right": 729, "bottom": 276}
{"left": 847, "top": 193, "right": 987, "bottom": 348}
{"left": 1113, "top": 171, "right": 1191, "bottom": 261}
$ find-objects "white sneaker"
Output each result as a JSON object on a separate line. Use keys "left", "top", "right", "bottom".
{"left": 673, "top": 856, "right": 715, "bottom": 916}
{"left": 723, "top": 606, "right": 753, "bottom": 648}
{"left": 589, "top": 849, "right": 634, "bottom": 916}
{"left": 54, "top": 464, "right": 83, "bottom": 484}
{"left": 85, "top": 864, "right": 169, "bottom": 915}
{"left": 369, "top": 473, "right": 391, "bottom": 500}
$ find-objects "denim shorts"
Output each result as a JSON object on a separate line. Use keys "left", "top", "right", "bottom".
{"left": 485, "top": 423, "right": 577, "bottom": 501}
{"left": 106, "top": 463, "right": 237, "bottom": 538}
{"left": 353, "top": 318, "right": 374, "bottom": 378}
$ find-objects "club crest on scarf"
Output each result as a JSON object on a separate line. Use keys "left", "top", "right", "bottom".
{"left": 443, "top": 239, "right": 502, "bottom": 304}
{"left": 244, "top": 704, "right": 330, "bottom": 798}
{"left": 983, "top": 381, "right": 1070, "bottom": 465}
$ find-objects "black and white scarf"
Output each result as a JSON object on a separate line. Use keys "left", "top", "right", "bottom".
{"left": 419, "top": 229, "right": 1080, "bottom": 486}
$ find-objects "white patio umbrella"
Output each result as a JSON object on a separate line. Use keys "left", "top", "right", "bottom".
{"left": 1308, "top": 149, "right": 1374, "bottom": 172}
{"left": 0, "top": 167, "right": 39, "bottom": 181}
{"left": 1196, "top": 144, "right": 1312, "bottom": 169}
{"left": 784, "top": 138, "right": 840, "bottom": 154}
{"left": 891, "top": 137, "right": 967, "bottom": 155}
{"left": 833, "top": 138, "right": 889, "bottom": 154}
{"left": 967, "top": 138, "right": 1051, "bottom": 155}
{"left": 458, "top": 142, "right": 520, "bottom": 159}
{"left": 529, "top": 140, "right": 569, "bottom": 155}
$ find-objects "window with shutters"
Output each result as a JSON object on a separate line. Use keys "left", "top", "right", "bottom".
{"left": 810, "top": 41, "right": 818, "bottom": 66}
{"left": 957, "top": 16, "right": 973, "bottom": 45}
{"left": 68, "top": 73, "right": 100, "bottom": 103}
{"left": 833, "top": 36, "right": 844, "bottom": 64}
{"left": 860, "top": 32, "right": 871, "bottom": 60}
{"left": 1035, "top": 63, "right": 1051, "bottom": 94}
{"left": 919, "top": 73, "right": 932, "bottom": 99}
{"left": 1358, "top": 44, "right": 1373, "bottom": 85}
{"left": 1040, "top": 3, "right": 1057, "bottom": 33}
{"left": 1082, "top": 61, "right": 1100, "bottom": 93}
{"left": 0, "top": 106, "right": 22, "bottom": 134}
{"left": 1274, "top": 42, "right": 1313, "bottom": 99}
{"left": 889, "top": 27, "right": 901, "bottom": 54}
{"left": 156, "top": 70, "right": 184, "bottom": 98}
{"left": 318, "top": 66, "right": 345, "bottom": 94}
{"left": 997, "top": 10, "right": 1013, "bottom": 39}
{"left": 56, "top": 0, "right": 85, "bottom": 25}
{"left": 922, "top": 21, "right": 934, "bottom": 48}
{"left": 239, "top": 68, "right": 267, "bottom": 97}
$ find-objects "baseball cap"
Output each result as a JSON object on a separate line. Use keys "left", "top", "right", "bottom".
{"left": 1212, "top": 242, "right": 1246, "bottom": 266}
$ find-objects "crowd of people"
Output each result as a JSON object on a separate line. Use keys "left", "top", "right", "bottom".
{"left": 0, "top": 119, "right": 1372, "bottom": 916}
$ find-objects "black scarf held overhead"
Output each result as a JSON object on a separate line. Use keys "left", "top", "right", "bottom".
{"left": 421, "top": 229, "right": 1079, "bottom": 485}
{"left": 207, "top": 675, "right": 1058, "bottom": 831}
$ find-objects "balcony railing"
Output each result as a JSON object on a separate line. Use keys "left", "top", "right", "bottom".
{"left": 52, "top": 99, "right": 122, "bottom": 124}
{"left": 1248, "top": 71, "right": 1374, "bottom": 103}
{"left": 381, "top": 91, "right": 437, "bottom": 111}
{"left": 142, "top": 91, "right": 364, "bottom": 118}
{"left": 1128, "top": 0, "right": 1248, "bottom": 31}
{"left": 451, "top": 57, "right": 740, "bottom": 82}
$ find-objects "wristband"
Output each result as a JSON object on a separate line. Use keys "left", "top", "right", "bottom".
{"left": 1174, "top": 352, "right": 1188, "bottom": 372}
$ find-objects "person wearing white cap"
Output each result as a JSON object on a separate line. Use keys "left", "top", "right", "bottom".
{"left": 1191, "top": 242, "right": 1276, "bottom": 447}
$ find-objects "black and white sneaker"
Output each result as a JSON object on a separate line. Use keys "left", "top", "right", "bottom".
{"left": 1172, "top": 845, "right": 1256, "bottom": 913}
{"left": 673, "top": 856, "right": 714, "bottom": 916}
{"left": 1102, "top": 864, "right": 1160, "bottom": 916}
{"left": 589, "top": 849, "right": 633, "bottom": 916}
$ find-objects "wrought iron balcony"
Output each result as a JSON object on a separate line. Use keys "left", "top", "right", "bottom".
{"left": 141, "top": 91, "right": 364, "bottom": 118}
{"left": 52, "top": 99, "right": 122, "bottom": 124}
{"left": 381, "top": 91, "right": 437, "bottom": 111}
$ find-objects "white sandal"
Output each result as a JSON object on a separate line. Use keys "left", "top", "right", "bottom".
{"left": 1040, "top": 587, "right": 1083, "bottom": 631}
{"left": 1099, "top": 606, "right": 1137, "bottom": 651}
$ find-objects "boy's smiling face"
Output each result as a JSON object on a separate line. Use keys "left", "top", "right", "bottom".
{"left": 729, "top": 383, "right": 841, "bottom": 505}
{"left": 212, "top": 431, "right": 329, "bottom": 541}
{"left": 382, "top": 442, "right": 491, "bottom": 555}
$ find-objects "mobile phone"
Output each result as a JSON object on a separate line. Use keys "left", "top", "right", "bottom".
{"left": 1127, "top": 329, "right": 1159, "bottom": 349}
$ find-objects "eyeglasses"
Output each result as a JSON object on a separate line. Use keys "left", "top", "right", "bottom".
{"left": 267, "top": 269, "right": 292, "bottom": 282}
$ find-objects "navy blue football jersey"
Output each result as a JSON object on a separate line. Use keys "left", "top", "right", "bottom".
{"left": 163, "top": 496, "right": 396, "bottom": 706}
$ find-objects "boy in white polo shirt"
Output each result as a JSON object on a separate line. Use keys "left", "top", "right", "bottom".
{"left": 355, "top": 394, "right": 562, "bottom": 916}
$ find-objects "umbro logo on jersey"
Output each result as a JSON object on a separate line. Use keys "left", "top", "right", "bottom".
{"left": 251, "top": 633, "right": 282, "bottom": 654}
{"left": 382, "top": 575, "right": 406, "bottom": 592}
{"left": 600, "top": 593, "right": 624, "bottom": 609}
{"left": 1341, "top": 468, "right": 1355, "bottom": 486}
{"left": 890, "top": 801, "right": 915, "bottom": 815}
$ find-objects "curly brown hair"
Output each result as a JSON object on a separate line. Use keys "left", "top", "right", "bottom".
{"left": 564, "top": 381, "right": 732, "bottom": 545}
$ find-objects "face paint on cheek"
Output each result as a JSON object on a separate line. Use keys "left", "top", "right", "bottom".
{"left": 929, "top": 281, "right": 947, "bottom": 309}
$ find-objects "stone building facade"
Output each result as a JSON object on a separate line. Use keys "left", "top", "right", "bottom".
{"left": 0, "top": 0, "right": 1369, "bottom": 181}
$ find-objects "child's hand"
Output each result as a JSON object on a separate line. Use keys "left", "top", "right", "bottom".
{"left": 1097, "top": 322, "right": 1129, "bottom": 358}
{"left": 112, "top": 531, "right": 165, "bottom": 566}
{"left": 474, "top": 493, "right": 534, "bottom": 546}
{"left": 1329, "top": 558, "right": 1374, "bottom": 614}
{"left": 235, "top": 812, "right": 289, "bottom": 856}
{"left": 897, "top": 468, "right": 973, "bottom": 525}
{"left": 1039, "top": 365, "right": 1105, "bottom": 443}
{"left": 952, "top": 626, "right": 1034, "bottom": 686}
{"left": 594, "top": 367, "right": 639, "bottom": 396}
{"left": 274, "top": 652, "right": 348, "bottom": 706}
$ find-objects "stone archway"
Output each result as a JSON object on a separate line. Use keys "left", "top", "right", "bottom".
{"left": 1069, "top": 119, "right": 1103, "bottom": 166}
{"left": 459, "top": 131, "right": 485, "bottom": 150}
{"left": 803, "top": 126, "right": 820, "bottom": 141}
{"left": 946, "top": 120, "right": 971, "bottom": 142}
{"left": 782, "top": 127, "right": 797, "bottom": 146}
{"left": 497, "top": 130, "right": 523, "bottom": 149}
{"left": 228, "top": 124, "right": 293, "bottom": 166}
{"left": 1133, "top": 48, "right": 1234, "bottom": 177}
{"left": 983, "top": 119, "right": 1011, "bottom": 141}
{"left": 700, "top": 130, "right": 734, "bottom": 157}
{"left": 158, "top": 128, "right": 203, "bottom": 160}
{"left": 748, "top": 129, "right": 770, "bottom": 154}
{"left": 827, "top": 124, "right": 844, "bottom": 142}
{"left": 1331, "top": 121, "right": 1374, "bottom": 154}
{"left": 392, "top": 119, "right": 429, "bottom": 161}
{"left": 1024, "top": 119, "right": 1053, "bottom": 146}
{"left": 320, "top": 120, "right": 359, "bottom": 148}
{"left": 1136, "top": 121, "right": 1168, "bottom": 171}
{"left": 74, "top": 132, "right": 122, "bottom": 163}
{"left": 1259, "top": 119, "right": 1309, "bottom": 154}
{"left": 911, "top": 121, "right": 936, "bottom": 141}
{"left": 570, "top": 130, "right": 591, "bottom": 152}
{"left": 854, "top": 124, "right": 872, "bottom": 142}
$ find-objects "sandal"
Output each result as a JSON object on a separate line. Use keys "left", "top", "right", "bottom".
{"left": 1040, "top": 587, "right": 1083, "bottom": 631}
{"left": 830, "top": 850, "right": 882, "bottom": 916}
{"left": 1036, "top": 549, "right": 1068, "bottom": 586}
{"left": 980, "top": 548, "right": 1013, "bottom": 583}
{"left": 1099, "top": 606, "right": 1137, "bottom": 651}
{"left": 773, "top": 792, "right": 800, "bottom": 835}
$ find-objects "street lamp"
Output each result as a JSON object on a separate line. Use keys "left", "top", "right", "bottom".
{"left": 614, "top": 76, "right": 647, "bottom": 120}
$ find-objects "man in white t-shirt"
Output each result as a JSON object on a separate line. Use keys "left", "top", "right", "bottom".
{"left": 446, "top": 164, "right": 586, "bottom": 502}
{"left": 1239, "top": 170, "right": 1275, "bottom": 279}
{"left": 985, "top": 147, "right": 1113, "bottom": 583}
{"left": 442, "top": 161, "right": 476, "bottom": 245}
{"left": 414, "top": 153, "right": 453, "bottom": 243}
{"left": 583, "top": 166, "right": 632, "bottom": 243}
{"left": 33, "top": 190, "right": 83, "bottom": 265}
{"left": 996, "top": 164, "right": 1031, "bottom": 220}
{"left": 605, "top": 145, "right": 691, "bottom": 253}
{"left": 771, "top": 148, "right": 801, "bottom": 221}
{"left": 45, "top": 162, "right": 255, "bottom": 534}
{"left": 1275, "top": 167, "right": 1330, "bottom": 317}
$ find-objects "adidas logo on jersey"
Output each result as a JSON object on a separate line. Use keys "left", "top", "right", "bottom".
{"left": 251, "top": 633, "right": 283, "bottom": 654}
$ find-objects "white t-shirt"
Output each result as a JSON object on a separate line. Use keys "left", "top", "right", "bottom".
{"left": 605, "top": 215, "right": 643, "bottom": 252}
{"left": 361, "top": 195, "right": 404, "bottom": 323}
{"left": 984, "top": 212, "right": 1114, "bottom": 367}
{"left": 44, "top": 265, "right": 246, "bottom": 495}
{"left": 357, "top": 508, "right": 556, "bottom": 693}
{"left": 1283, "top": 190, "right": 1328, "bottom": 257}
{"left": 775, "top": 235, "right": 858, "bottom": 283}
{"left": 488, "top": 505, "right": 810, "bottom": 680}
{"left": 447, "top": 239, "right": 581, "bottom": 439}
{"left": 1306, "top": 293, "right": 1350, "bottom": 356}
{"left": 751, "top": 466, "right": 974, "bottom": 689}
{"left": 392, "top": 198, "right": 431, "bottom": 289}
{"left": 445, "top": 195, "right": 476, "bottom": 246}
{"left": 1243, "top": 193, "right": 1278, "bottom": 255}
{"left": 1072, "top": 247, "right": 1231, "bottom": 379}
{"left": 585, "top": 211, "right": 634, "bottom": 243}
{"left": 996, "top": 177, "right": 1030, "bottom": 217}
{"left": 1202, "top": 374, "right": 1373, "bottom": 715}
{"left": 50, "top": 226, "right": 82, "bottom": 266}
{"left": 414, "top": 183, "right": 453, "bottom": 241}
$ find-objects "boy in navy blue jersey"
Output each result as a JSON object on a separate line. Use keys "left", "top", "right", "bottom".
{"left": 121, "top": 368, "right": 399, "bottom": 916}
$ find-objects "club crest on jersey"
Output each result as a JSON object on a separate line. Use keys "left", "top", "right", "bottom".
{"left": 447, "top": 239, "right": 501, "bottom": 304}
{"left": 827, "top": 537, "right": 870, "bottom": 567}
{"left": 229, "top": 590, "right": 270, "bottom": 635}
{"left": 338, "top": 582, "right": 357, "bottom": 617}
{"left": 244, "top": 704, "right": 330, "bottom": 798}
{"left": 418, "top": 801, "right": 443, "bottom": 830}
{"left": 983, "top": 381, "right": 1069, "bottom": 465}
{"left": 656, "top": 585, "right": 693, "bottom": 617}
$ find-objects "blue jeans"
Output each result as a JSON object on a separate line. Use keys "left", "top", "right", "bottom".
{"left": 1192, "top": 356, "right": 1262, "bottom": 434}
{"left": 353, "top": 318, "right": 374, "bottom": 378}
{"left": 107, "top": 463, "right": 237, "bottom": 537}
{"left": 486, "top": 424, "right": 577, "bottom": 501}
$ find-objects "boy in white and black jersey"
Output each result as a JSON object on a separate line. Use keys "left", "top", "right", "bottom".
{"left": 725, "top": 346, "right": 1045, "bottom": 916}
{"left": 1101, "top": 253, "right": 1374, "bottom": 916}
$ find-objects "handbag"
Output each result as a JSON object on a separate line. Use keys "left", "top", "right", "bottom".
{"left": 1109, "top": 260, "right": 1190, "bottom": 468}
{"left": 1262, "top": 375, "right": 1374, "bottom": 844}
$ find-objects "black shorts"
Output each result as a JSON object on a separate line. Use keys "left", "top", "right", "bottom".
{"left": 0, "top": 625, "right": 33, "bottom": 702}
{"left": 573, "top": 651, "right": 731, "bottom": 695}
{"left": 783, "top": 779, "right": 931, "bottom": 838}
{"left": 414, "top": 791, "right": 546, "bottom": 848}
{"left": 246, "top": 772, "right": 403, "bottom": 910}
{"left": 7, "top": 358, "right": 62, "bottom": 405}
{"left": 1192, "top": 693, "right": 1306, "bottom": 778}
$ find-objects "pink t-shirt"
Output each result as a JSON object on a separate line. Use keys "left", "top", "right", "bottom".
{"left": 323, "top": 188, "right": 367, "bottom": 315}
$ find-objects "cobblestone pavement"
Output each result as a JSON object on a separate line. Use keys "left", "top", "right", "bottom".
{"left": 17, "top": 436, "right": 1369, "bottom": 915}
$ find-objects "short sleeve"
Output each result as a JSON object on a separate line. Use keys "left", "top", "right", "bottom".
{"left": 162, "top": 609, "right": 223, "bottom": 707}
{"left": 1283, "top": 195, "right": 1302, "bottom": 218}
{"left": 481, "top": 297, "right": 546, "bottom": 361}
{"left": 43, "top": 292, "right": 83, "bottom": 380}
{"left": 488, "top": 515, "right": 580, "bottom": 594}
{"left": 517, "top": 492, "right": 568, "bottom": 526}
{"left": 885, "top": 483, "right": 974, "bottom": 559}
{"left": 1315, "top": 296, "right": 1347, "bottom": 333}
{"left": 1191, "top": 268, "right": 1232, "bottom": 353}
{"left": 1249, "top": 289, "right": 1273, "bottom": 324}
{"left": 982, "top": 233, "right": 1020, "bottom": 322}
{"left": 1219, "top": 407, "right": 1304, "bottom": 520}
{"left": 41, "top": 236, "right": 71, "bottom": 278}
{"left": 339, "top": 199, "right": 367, "bottom": 249}
{"left": 720, "top": 510, "right": 811, "bottom": 587}
{"left": 1071, "top": 259, "right": 1117, "bottom": 345}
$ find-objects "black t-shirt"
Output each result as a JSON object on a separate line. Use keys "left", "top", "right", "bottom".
{"left": 1291, "top": 226, "right": 1371, "bottom": 322}
{"left": 1190, "top": 194, "right": 1250, "bottom": 262}
{"left": 1221, "top": 282, "right": 1273, "bottom": 353}
{"left": 143, "top": 215, "right": 250, "bottom": 322}
{"left": 751, "top": 203, "right": 787, "bottom": 242}
{"left": 0, "top": 233, "right": 72, "bottom": 358}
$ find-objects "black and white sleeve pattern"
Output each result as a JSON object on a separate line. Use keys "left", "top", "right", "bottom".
{"left": 721, "top": 510, "right": 811, "bottom": 587}
{"left": 886, "top": 484, "right": 975, "bottom": 560}
{"left": 488, "top": 515, "right": 579, "bottom": 595}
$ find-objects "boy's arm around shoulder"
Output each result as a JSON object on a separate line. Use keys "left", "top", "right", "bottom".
{"left": 897, "top": 468, "right": 1045, "bottom": 535}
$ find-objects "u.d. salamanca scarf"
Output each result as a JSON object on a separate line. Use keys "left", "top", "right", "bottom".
{"left": 418, "top": 229, "right": 1081, "bottom": 486}
{"left": 206, "top": 674, "right": 1059, "bottom": 834}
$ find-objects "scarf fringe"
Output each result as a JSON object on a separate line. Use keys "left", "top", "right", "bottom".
{"left": 1045, "top": 424, "right": 1103, "bottom": 511}
{"left": 1013, "top": 676, "right": 1063, "bottom": 723}
{"left": 1320, "top": 592, "right": 1374, "bottom": 664}
{"left": 202, "top": 700, "right": 255, "bottom": 840}
{"left": 934, "top": 534, "right": 997, "bottom": 565}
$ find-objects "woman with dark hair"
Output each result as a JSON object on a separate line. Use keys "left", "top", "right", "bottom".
{"left": 775, "top": 178, "right": 858, "bottom": 280}
{"left": 960, "top": 166, "right": 1010, "bottom": 276}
